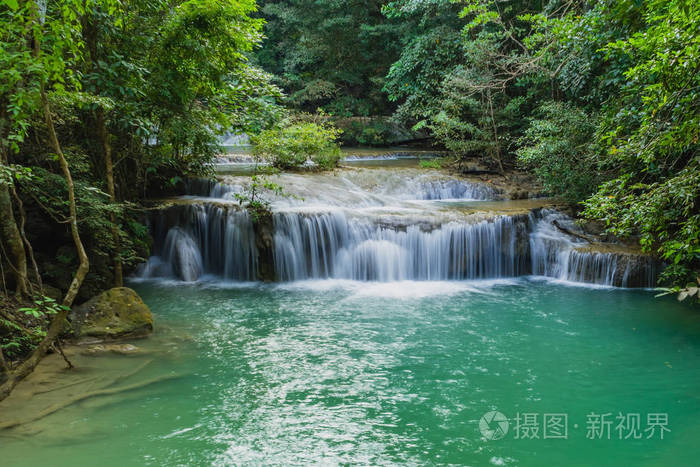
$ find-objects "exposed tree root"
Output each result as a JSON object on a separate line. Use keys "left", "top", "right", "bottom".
{"left": 0, "top": 372, "right": 180, "bottom": 430}
{"left": 53, "top": 340, "right": 73, "bottom": 369}
{"left": 0, "top": 346, "right": 9, "bottom": 375}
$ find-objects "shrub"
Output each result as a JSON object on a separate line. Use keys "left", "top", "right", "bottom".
{"left": 252, "top": 122, "right": 342, "bottom": 170}
{"left": 517, "top": 102, "right": 601, "bottom": 204}
{"left": 418, "top": 159, "right": 442, "bottom": 169}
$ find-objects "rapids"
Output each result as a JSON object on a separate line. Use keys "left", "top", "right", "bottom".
{"left": 138, "top": 165, "right": 657, "bottom": 287}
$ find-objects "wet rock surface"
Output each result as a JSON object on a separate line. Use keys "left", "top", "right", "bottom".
{"left": 253, "top": 211, "right": 276, "bottom": 282}
{"left": 69, "top": 287, "right": 153, "bottom": 342}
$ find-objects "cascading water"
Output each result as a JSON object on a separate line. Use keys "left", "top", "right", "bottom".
{"left": 415, "top": 179, "right": 495, "bottom": 200}
{"left": 186, "top": 169, "right": 497, "bottom": 205}
{"left": 273, "top": 211, "right": 528, "bottom": 281}
{"left": 139, "top": 168, "right": 657, "bottom": 287}
{"left": 529, "top": 210, "right": 657, "bottom": 287}
{"left": 139, "top": 203, "right": 257, "bottom": 281}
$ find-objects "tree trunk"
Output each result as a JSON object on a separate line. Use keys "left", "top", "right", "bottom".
{"left": 486, "top": 91, "right": 505, "bottom": 176}
{"left": 0, "top": 103, "right": 29, "bottom": 297}
{"left": 0, "top": 183, "right": 29, "bottom": 297}
{"left": 0, "top": 346, "right": 9, "bottom": 377}
{"left": 0, "top": 85, "right": 90, "bottom": 402}
{"left": 40, "top": 86, "right": 89, "bottom": 308}
{"left": 84, "top": 11, "right": 122, "bottom": 287}
{"left": 11, "top": 184, "right": 42, "bottom": 294}
{"left": 96, "top": 108, "right": 123, "bottom": 287}
{"left": 0, "top": 0, "right": 94, "bottom": 402}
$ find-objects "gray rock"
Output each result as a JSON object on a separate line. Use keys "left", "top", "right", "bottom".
{"left": 70, "top": 287, "right": 153, "bottom": 342}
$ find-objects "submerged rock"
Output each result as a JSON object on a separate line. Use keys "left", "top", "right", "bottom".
{"left": 70, "top": 287, "right": 153, "bottom": 342}
{"left": 79, "top": 343, "right": 141, "bottom": 355}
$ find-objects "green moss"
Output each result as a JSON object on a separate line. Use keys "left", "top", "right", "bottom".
{"left": 71, "top": 288, "right": 153, "bottom": 341}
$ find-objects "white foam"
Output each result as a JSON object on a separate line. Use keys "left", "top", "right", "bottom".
{"left": 273, "top": 278, "right": 520, "bottom": 299}
{"left": 524, "top": 275, "right": 622, "bottom": 290}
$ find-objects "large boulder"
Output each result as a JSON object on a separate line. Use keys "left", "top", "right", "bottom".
{"left": 70, "top": 287, "right": 153, "bottom": 342}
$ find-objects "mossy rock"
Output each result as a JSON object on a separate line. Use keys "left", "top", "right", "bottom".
{"left": 70, "top": 287, "right": 153, "bottom": 342}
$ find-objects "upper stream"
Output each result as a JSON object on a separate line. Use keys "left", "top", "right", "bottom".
{"left": 138, "top": 160, "right": 657, "bottom": 287}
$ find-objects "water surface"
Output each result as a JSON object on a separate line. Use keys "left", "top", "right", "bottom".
{"left": 1, "top": 279, "right": 698, "bottom": 465}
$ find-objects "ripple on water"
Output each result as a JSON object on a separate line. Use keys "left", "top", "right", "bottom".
{"left": 0, "top": 281, "right": 699, "bottom": 466}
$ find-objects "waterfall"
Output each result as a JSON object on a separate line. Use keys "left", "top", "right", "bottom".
{"left": 185, "top": 175, "right": 496, "bottom": 204}
{"left": 273, "top": 211, "right": 529, "bottom": 281}
{"left": 162, "top": 228, "right": 203, "bottom": 281}
{"left": 529, "top": 210, "right": 582, "bottom": 280}
{"left": 416, "top": 179, "right": 495, "bottom": 200}
{"left": 139, "top": 204, "right": 257, "bottom": 281}
{"left": 139, "top": 176, "right": 657, "bottom": 287}
{"left": 529, "top": 210, "right": 657, "bottom": 287}
{"left": 185, "top": 179, "right": 244, "bottom": 200}
{"left": 137, "top": 227, "right": 202, "bottom": 281}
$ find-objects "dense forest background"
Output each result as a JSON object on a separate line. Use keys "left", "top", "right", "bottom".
{"left": 254, "top": 0, "right": 698, "bottom": 290}
{"left": 0, "top": 0, "right": 698, "bottom": 395}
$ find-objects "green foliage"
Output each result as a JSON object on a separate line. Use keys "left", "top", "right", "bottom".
{"left": 0, "top": 0, "right": 87, "bottom": 153}
{"left": 17, "top": 167, "right": 150, "bottom": 281}
{"left": 0, "top": 164, "right": 32, "bottom": 185}
{"left": 252, "top": 121, "right": 342, "bottom": 170}
{"left": 418, "top": 159, "right": 443, "bottom": 169}
{"left": 19, "top": 296, "right": 69, "bottom": 319}
{"left": 339, "top": 118, "right": 395, "bottom": 146}
{"left": 257, "top": 0, "right": 401, "bottom": 116}
{"left": 148, "top": 0, "right": 281, "bottom": 154}
{"left": 377, "top": 0, "right": 700, "bottom": 290}
{"left": 356, "top": 125, "right": 390, "bottom": 146}
{"left": 517, "top": 102, "right": 601, "bottom": 203}
{"left": 234, "top": 165, "right": 285, "bottom": 222}
{"left": 584, "top": 165, "right": 700, "bottom": 287}
{"left": 1, "top": 295, "right": 68, "bottom": 360}
{"left": 579, "top": 0, "right": 700, "bottom": 288}
{"left": 383, "top": 1, "right": 465, "bottom": 124}
{"left": 0, "top": 0, "right": 697, "bottom": 299}
{"left": 384, "top": 0, "right": 544, "bottom": 172}
{"left": 0, "top": 0, "right": 283, "bottom": 299}
{"left": 0, "top": 327, "right": 39, "bottom": 360}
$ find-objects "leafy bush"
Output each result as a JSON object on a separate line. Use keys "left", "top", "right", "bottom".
{"left": 1, "top": 295, "right": 68, "bottom": 360}
{"left": 517, "top": 102, "right": 601, "bottom": 203}
{"left": 579, "top": 0, "right": 700, "bottom": 290}
{"left": 19, "top": 168, "right": 150, "bottom": 288}
{"left": 252, "top": 122, "right": 342, "bottom": 170}
{"left": 418, "top": 159, "right": 442, "bottom": 169}
{"left": 583, "top": 166, "right": 700, "bottom": 288}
